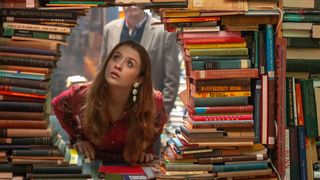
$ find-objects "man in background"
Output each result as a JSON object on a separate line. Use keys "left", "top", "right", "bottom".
{"left": 100, "top": 6, "right": 180, "bottom": 156}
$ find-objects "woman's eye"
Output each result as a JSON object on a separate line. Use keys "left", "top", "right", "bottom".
{"left": 127, "top": 61, "right": 134, "bottom": 68}
{"left": 112, "top": 55, "right": 120, "bottom": 61}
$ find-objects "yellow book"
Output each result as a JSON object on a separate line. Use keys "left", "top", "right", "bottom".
{"left": 185, "top": 42, "right": 247, "bottom": 49}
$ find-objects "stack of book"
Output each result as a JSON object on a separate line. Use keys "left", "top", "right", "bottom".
{"left": 283, "top": 0, "right": 320, "bottom": 179}
{"left": 0, "top": 1, "right": 96, "bottom": 179}
{"left": 149, "top": 0, "right": 284, "bottom": 179}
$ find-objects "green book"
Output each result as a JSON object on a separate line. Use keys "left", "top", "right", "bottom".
{"left": 301, "top": 79, "right": 318, "bottom": 138}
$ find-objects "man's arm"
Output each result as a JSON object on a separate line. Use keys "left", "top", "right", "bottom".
{"left": 162, "top": 32, "right": 180, "bottom": 114}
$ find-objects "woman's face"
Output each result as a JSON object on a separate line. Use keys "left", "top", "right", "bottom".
{"left": 105, "top": 45, "right": 141, "bottom": 89}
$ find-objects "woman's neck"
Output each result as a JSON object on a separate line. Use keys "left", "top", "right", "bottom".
{"left": 107, "top": 87, "right": 131, "bottom": 114}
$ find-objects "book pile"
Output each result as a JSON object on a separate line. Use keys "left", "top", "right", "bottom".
{"left": 149, "top": 0, "right": 284, "bottom": 179}
{"left": 283, "top": 0, "right": 320, "bottom": 179}
{"left": 0, "top": 1, "right": 96, "bottom": 179}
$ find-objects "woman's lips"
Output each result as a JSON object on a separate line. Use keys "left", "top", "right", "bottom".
{"left": 111, "top": 71, "right": 120, "bottom": 78}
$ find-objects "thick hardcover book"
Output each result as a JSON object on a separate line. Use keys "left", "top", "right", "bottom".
{"left": 0, "top": 51, "right": 57, "bottom": 61}
{"left": 0, "top": 120, "right": 48, "bottom": 129}
{"left": 0, "top": 101, "right": 44, "bottom": 112}
{"left": 0, "top": 111, "right": 46, "bottom": 120}
{"left": 0, "top": 70, "right": 50, "bottom": 81}
{"left": 0, "top": 65, "right": 52, "bottom": 75}
{"left": 0, "top": 163, "right": 32, "bottom": 174}
{"left": 182, "top": 37, "right": 245, "bottom": 44}
{"left": 178, "top": 31, "right": 241, "bottom": 39}
{"left": 190, "top": 77, "right": 251, "bottom": 86}
{"left": 0, "top": 37, "right": 58, "bottom": 51}
{"left": 189, "top": 68, "right": 259, "bottom": 80}
{"left": 0, "top": 8, "right": 78, "bottom": 20}
{"left": 253, "top": 79, "right": 261, "bottom": 143}
{"left": 212, "top": 161, "right": 268, "bottom": 173}
{"left": 0, "top": 85, "right": 47, "bottom": 96}
{"left": 298, "top": 127, "right": 308, "bottom": 180}
{"left": 287, "top": 59, "right": 320, "bottom": 73}
{"left": 221, "top": 15, "right": 278, "bottom": 25}
{"left": 12, "top": 149, "right": 62, "bottom": 157}
{"left": 0, "top": 77, "right": 50, "bottom": 90}
{"left": 186, "top": 47, "right": 248, "bottom": 56}
{"left": 1, "top": 16, "right": 77, "bottom": 24}
{"left": 187, "top": 0, "right": 248, "bottom": 11}
{"left": 0, "top": 45, "right": 57, "bottom": 56}
{"left": 0, "top": 56, "right": 57, "bottom": 68}
{"left": 3, "top": 22, "right": 71, "bottom": 34}
{"left": 162, "top": 16, "right": 220, "bottom": 23}
{"left": 99, "top": 165, "right": 145, "bottom": 175}
{"left": 275, "top": 38, "right": 287, "bottom": 178}
{"left": 0, "top": 95, "right": 45, "bottom": 103}
{"left": 0, "top": 128, "right": 51, "bottom": 137}
{"left": 198, "top": 154, "right": 268, "bottom": 164}
{"left": 301, "top": 79, "right": 318, "bottom": 138}
{"left": 189, "top": 59, "right": 251, "bottom": 70}
{"left": 287, "top": 37, "right": 320, "bottom": 48}
{"left": 191, "top": 96, "right": 249, "bottom": 107}
{"left": 0, "top": 137, "right": 52, "bottom": 145}
{"left": 286, "top": 77, "right": 294, "bottom": 126}
{"left": 3, "top": 28, "right": 67, "bottom": 42}
{"left": 189, "top": 105, "right": 253, "bottom": 115}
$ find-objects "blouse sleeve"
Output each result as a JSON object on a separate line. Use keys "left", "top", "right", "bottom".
{"left": 146, "top": 91, "right": 169, "bottom": 153}
{"left": 51, "top": 84, "right": 87, "bottom": 144}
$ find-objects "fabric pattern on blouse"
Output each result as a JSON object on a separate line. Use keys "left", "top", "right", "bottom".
{"left": 52, "top": 83, "right": 168, "bottom": 162}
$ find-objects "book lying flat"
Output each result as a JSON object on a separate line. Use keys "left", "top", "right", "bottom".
{"left": 99, "top": 165, "right": 145, "bottom": 175}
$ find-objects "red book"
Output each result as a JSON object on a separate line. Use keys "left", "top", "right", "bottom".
{"left": 182, "top": 37, "right": 245, "bottom": 44}
{"left": 162, "top": 16, "right": 220, "bottom": 23}
{"left": 99, "top": 165, "right": 144, "bottom": 175}
{"left": 190, "top": 114, "right": 253, "bottom": 121}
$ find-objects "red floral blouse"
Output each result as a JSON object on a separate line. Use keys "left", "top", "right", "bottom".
{"left": 52, "top": 83, "right": 168, "bottom": 162}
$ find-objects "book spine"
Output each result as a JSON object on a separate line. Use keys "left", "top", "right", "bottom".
{"left": 0, "top": 77, "right": 49, "bottom": 90}
{"left": 194, "top": 85, "right": 251, "bottom": 92}
{"left": 192, "top": 96, "right": 248, "bottom": 107}
{"left": 0, "top": 128, "right": 51, "bottom": 137}
{"left": 0, "top": 9, "right": 77, "bottom": 19}
{"left": 265, "top": 24, "right": 275, "bottom": 79}
{"left": 0, "top": 101, "right": 44, "bottom": 112}
{"left": 190, "top": 68, "right": 259, "bottom": 80}
{"left": 287, "top": 37, "right": 320, "bottom": 48}
{"left": 0, "top": 111, "right": 46, "bottom": 120}
{"left": 213, "top": 161, "right": 268, "bottom": 172}
{"left": 0, "top": 120, "right": 47, "bottom": 129}
{"left": 254, "top": 79, "right": 262, "bottom": 143}
{"left": 298, "top": 127, "right": 308, "bottom": 180}
{"left": 189, "top": 48, "right": 248, "bottom": 56}
{"left": 0, "top": 85, "right": 47, "bottom": 96}
{"left": 0, "top": 65, "right": 51, "bottom": 74}
{"left": 295, "top": 82, "right": 305, "bottom": 126}
{"left": 191, "top": 114, "right": 253, "bottom": 121}
{"left": 0, "top": 95, "right": 45, "bottom": 103}
{"left": 301, "top": 79, "right": 318, "bottom": 137}
{"left": 12, "top": 149, "right": 62, "bottom": 157}
{"left": 0, "top": 56, "right": 57, "bottom": 68}
{"left": 284, "top": 14, "right": 320, "bottom": 22}
{"left": 3, "top": 22, "right": 70, "bottom": 34}
{"left": 1, "top": 137, "right": 52, "bottom": 145}
{"left": 193, "top": 105, "right": 254, "bottom": 114}
{"left": 286, "top": 77, "right": 295, "bottom": 126}
{"left": 3, "top": 28, "right": 66, "bottom": 41}
{"left": 191, "top": 59, "right": 251, "bottom": 70}
{"left": 183, "top": 37, "right": 245, "bottom": 44}
{"left": 198, "top": 154, "right": 268, "bottom": 164}
{"left": 191, "top": 91, "right": 251, "bottom": 98}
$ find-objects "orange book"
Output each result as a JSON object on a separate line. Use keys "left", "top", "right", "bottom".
{"left": 0, "top": 65, "right": 52, "bottom": 75}
{"left": 182, "top": 37, "right": 246, "bottom": 44}
{"left": 0, "top": 120, "right": 48, "bottom": 129}
{"left": 0, "top": 91, "right": 46, "bottom": 99}
{"left": 178, "top": 31, "right": 241, "bottom": 39}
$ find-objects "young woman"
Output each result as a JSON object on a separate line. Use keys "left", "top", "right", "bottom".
{"left": 52, "top": 40, "right": 168, "bottom": 163}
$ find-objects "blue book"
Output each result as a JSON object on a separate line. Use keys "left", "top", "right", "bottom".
{"left": 265, "top": 24, "right": 274, "bottom": 79}
{"left": 298, "top": 127, "right": 308, "bottom": 180}
{"left": 212, "top": 161, "right": 269, "bottom": 172}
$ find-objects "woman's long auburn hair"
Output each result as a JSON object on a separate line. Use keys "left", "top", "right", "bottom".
{"left": 82, "top": 40, "right": 157, "bottom": 162}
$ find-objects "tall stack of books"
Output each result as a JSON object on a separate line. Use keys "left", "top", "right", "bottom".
{"left": 0, "top": 1, "right": 98, "bottom": 179}
{"left": 144, "top": 0, "right": 286, "bottom": 179}
{"left": 283, "top": 0, "right": 320, "bottom": 179}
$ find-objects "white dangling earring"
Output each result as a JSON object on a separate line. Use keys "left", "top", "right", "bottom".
{"left": 132, "top": 82, "right": 139, "bottom": 102}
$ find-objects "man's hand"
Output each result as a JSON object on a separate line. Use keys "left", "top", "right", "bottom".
{"left": 73, "top": 140, "right": 95, "bottom": 160}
